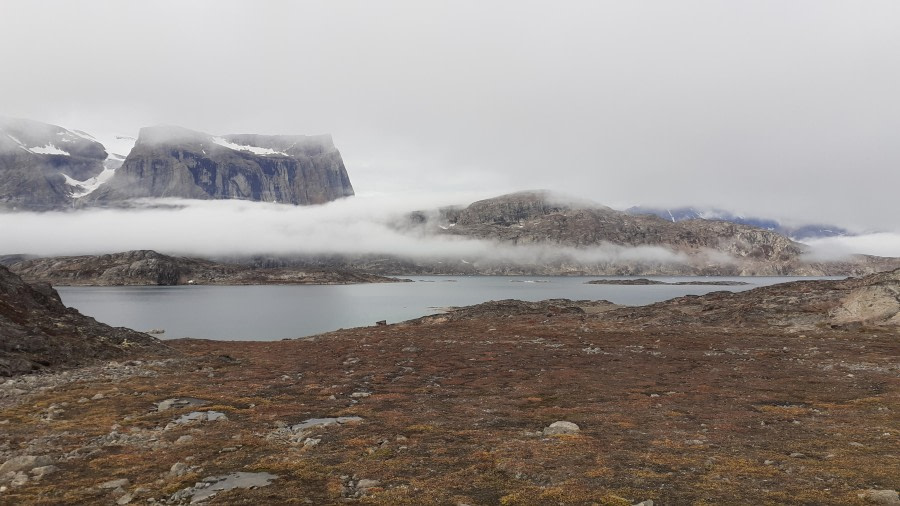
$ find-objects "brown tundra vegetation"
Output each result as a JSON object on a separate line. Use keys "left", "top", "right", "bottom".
{"left": 1, "top": 268, "right": 898, "bottom": 505}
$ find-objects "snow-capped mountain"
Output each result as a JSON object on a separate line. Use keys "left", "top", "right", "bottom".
{"left": 1, "top": 118, "right": 354, "bottom": 210}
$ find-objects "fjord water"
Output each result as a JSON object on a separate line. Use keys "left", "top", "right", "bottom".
{"left": 57, "top": 276, "right": 828, "bottom": 341}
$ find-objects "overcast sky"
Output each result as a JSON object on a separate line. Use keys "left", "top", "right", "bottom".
{"left": 2, "top": 0, "right": 899, "bottom": 232}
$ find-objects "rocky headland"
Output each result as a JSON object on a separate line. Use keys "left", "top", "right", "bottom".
{"left": 6, "top": 250, "right": 408, "bottom": 286}
{"left": 1, "top": 269, "right": 897, "bottom": 504}
{"left": 0, "top": 266, "right": 169, "bottom": 376}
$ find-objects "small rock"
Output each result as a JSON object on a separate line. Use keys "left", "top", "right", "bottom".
{"left": 357, "top": 479, "right": 380, "bottom": 490}
{"left": 304, "top": 438, "right": 321, "bottom": 447}
{"left": 684, "top": 439, "right": 705, "bottom": 446}
{"left": 634, "top": 501, "right": 654, "bottom": 506}
{"left": 175, "top": 435, "right": 193, "bottom": 445}
{"left": 789, "top": 452, "right": 806, "bottom": 458}
{"left": 10, "top": 471, "right": 28, "bottom": 487}
{"left": 29, "top": 465, "right": 59, "bottom": 478}
{"left": 763, "top": 460, "right": 774, "bottom": 465}
{"left": 100, "top": 478, "right": 130, "bottom": 489}
{"left": 116, "top": 493, "right": 134, "bottom": 505}
{"left": 169, "top": 462, "right": 188, "bottom": 477}
{"left": 206, "top": 411, "right": 228, "bottom": 422}
{"left": 91, "top": 393, "right": 105, "bottom": 400}
{"left": 350, "top": 392, "right": 371, "bottom": 398}
{"left": 859, "top": 489, "right": 900, "bottom": 505}
{"left": 850, "top": 442, "right": 865, "bottom": 447}
{"left": 543, "top": 421, "right": 580, "bottom": 436}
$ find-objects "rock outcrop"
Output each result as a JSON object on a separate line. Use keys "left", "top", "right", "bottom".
{"left": 0, "top": 265, "right": 169, "bottom": 376}
{"left": 86, "top": 126, "right": 354, "bottom": 205}
{"left": 0, "top": 117, "right": 108, "bottom": 210}
{"left": 607, "top": 267, "right": 900, "bottom": 329}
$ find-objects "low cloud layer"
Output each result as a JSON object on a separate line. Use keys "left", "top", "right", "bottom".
{"left": 0, "top": 196, "right": 686, "bottom": 266}
{"left": 802, "top": 233, "right": 900, "bottom": 261}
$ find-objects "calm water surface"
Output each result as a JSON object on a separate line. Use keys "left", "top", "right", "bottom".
{"left": 57, "top": 276, "right": 833, "bottom": 341}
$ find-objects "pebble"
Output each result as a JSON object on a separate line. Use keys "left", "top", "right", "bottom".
{"left": 175, "top": 435, "right": 194, "bottom": 444}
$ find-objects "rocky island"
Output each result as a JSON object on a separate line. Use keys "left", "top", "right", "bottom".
{"left": 5, "top": 250, "right": 407, "bottom": 286}
{"left": 1, "top": 265, "right": 897, "bottom": 504}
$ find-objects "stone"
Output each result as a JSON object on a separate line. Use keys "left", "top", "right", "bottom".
{"left": 169, "top": 462, "right": 188, "bottom": 477}
{"left": 99, "top": 478, "right": 130, "bottom": 489}
{"left": 357, "top": 479, "right": 380, "bottom": 490}
{"left": 859, "top": 490, "right": 900, "bottom": 505}
{"left": 156, "top": 398, "right": 209, "bottom": 412}
{"left": 543, "top": 421, "right": 580, "bottom": 436}
{"left": 0, "top": 455, "right": 53, "bottom": 474}
{"left": 116, "top": 493, "right": 134, "bottom": 505}
{"left": 175, "top": 435, "right": 194, "bottom": 444}
{"left": 351, "top": 392, "right": 371, "bottom": 398}
{"left": 29, "top": 465, "right": 59, "bottom": 478}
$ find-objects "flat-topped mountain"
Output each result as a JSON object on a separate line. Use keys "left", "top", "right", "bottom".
{"left": 85, "top": 125, "right": 354, "bottom": 205}
{"left": 0, "top": 118, "right": 354, "bottom": 209}
{"left": 0, "top": 117, "right": 109, "bottom": 210}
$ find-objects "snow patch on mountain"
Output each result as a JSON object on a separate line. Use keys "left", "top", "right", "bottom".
{"left": 63, "top": 167, "right": 118, "bottom": 198}
{"left": 212, "top": 137, "right": 287, "bottom": 156}
{"left": 30, "top": 143, "right": 70, "bottom": 155}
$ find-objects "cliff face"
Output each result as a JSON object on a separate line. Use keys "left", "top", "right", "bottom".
{"left": 0, "top": 265, "right": 168, "bottom": 376}
{"left": 86, "top": 126, "right": 354, "bottom": 205}
{"left": 0, "top": 117, "right": 108, "bottom": 210}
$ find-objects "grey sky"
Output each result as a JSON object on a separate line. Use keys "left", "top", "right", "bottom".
{"left": 2, "top": 0, "right": 899, "bottom": 231}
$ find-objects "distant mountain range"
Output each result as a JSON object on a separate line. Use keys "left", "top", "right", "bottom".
{"left": 625, "top": 205, "right": 852, "bottom": 240}
{"left": 0, "top": 117, "right": 354, "bottom": 210}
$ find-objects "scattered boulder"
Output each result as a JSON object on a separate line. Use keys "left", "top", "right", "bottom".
{"left": 543, "top": 421, "right": 580, "bottom": 436}
{"left": 0, "top": 455, "right": 53, "bottom": 474}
